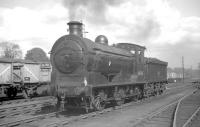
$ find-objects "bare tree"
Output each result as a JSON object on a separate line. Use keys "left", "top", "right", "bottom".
{"left": 0, "top": 42, "right": 22, "bottom": 59}
{"left": 25, "top": 47, "right": 49, "bottom": 62}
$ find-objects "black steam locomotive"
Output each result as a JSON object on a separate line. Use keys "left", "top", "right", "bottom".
{"left": 50, "top": 21, "right": 168, "bottom": 111}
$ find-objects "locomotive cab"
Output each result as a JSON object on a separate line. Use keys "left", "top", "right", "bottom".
{"left": 115, "top": 43, "right": 146, "bottom": 82}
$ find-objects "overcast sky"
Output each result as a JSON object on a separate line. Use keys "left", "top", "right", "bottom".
{"left": 0, "top": 0, "right": 199, "bottom": 69}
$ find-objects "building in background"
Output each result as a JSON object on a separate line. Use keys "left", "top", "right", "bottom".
{"left": 167, "top": 67, "right": 200, "bottom": 83}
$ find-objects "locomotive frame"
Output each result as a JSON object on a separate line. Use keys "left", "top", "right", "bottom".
{"left": 50, "top": 21, "right": 168, "bottom": 111}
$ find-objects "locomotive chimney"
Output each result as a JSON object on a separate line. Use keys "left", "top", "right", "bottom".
{"left": 67, "top": 21, "right": 83, "bottom": 37}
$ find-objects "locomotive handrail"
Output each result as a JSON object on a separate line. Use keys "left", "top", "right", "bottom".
{"left": 93, "top": 48, "right": 134, "bottom": 57}
{"left": 89, "top": 81, "right": 146, "bottom": 88}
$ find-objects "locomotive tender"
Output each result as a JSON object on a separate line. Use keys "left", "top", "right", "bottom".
{"left": 50, "top": 21, "right": 168, "bottom": 111}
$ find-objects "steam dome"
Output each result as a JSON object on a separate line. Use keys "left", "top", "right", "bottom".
{"left": 95, "top": 35, "right": 108, "bottom": 45}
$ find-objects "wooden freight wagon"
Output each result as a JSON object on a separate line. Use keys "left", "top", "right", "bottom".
{"left": 0, "top": 58, "right": 51, "bottom": 98}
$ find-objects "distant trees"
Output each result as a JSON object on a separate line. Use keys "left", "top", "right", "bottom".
{"left": 0, "top": 42, "right": 22, "bottom": 59}
{"left": 25, "top": 47, "right": 49, "bottom": 62}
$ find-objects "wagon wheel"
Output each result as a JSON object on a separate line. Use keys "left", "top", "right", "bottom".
{"left": 6, "top": 87, "right": 17, "bottom": 99}
{"left": 22, "top": 87, "right": 29, "bottom": 99}
{"left": 130, "top": 88, "right": 137, "bottom": 101}
{"left": 93, "top": 96, "right": 106, "bottom": 111}
{"left": 115, "top": 89, "right": 125, "bottom": 106}
{"left": 83, "top": 97, "right": 90, "bottom": 113}
{"left": 116, "top": 98, "right": 125, "bottom": 106}
{"left": 12, "top": 87, "right": 17, "bottom": 98}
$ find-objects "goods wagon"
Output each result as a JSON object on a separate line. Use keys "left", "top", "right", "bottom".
{"left": 0, "top": 58, "right": 51, "bottom": 98}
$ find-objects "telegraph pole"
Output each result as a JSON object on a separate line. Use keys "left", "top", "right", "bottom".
{"left": 198, "top": 63, "right": 200, "bottom": 79}
{"left": 190, "top": 66, "right": 193, "bottom": 79}
{"left": 182, "top": 56, "right": 184, "bottom": 83}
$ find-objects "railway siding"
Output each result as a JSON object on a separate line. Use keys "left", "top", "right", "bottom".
{"left": 0, "top": 96, "right": 56, "bottom": 110}
{"left": 0, "top": 84, "right": 197, "bottom": 127}
{"left": 0, "top": 96, "right": 57, "bottom": 121}
{"left": 132, "top": 101, "right": 177, "bottom": 127}
{"left": 0, "top": 96, "right": 147, "bottom": 127}
{"left": 132, "top": 89, "right": 200, "bottom": 127}
{"left": 174, "top": 90, "right": 200, "bottom": 127}
{"left": 1, "top": 96, "right": 55, "bottom": 105}
{"left": 11, "top": 90, "right": 183, "bottom": 127}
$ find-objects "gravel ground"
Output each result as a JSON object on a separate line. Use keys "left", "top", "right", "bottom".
{"left": 66, "top": 84, "right": 195, "bottom": 127}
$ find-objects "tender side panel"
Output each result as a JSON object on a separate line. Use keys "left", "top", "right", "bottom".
{"left": 145, "top": 62, "right": 167, "bottom": 82}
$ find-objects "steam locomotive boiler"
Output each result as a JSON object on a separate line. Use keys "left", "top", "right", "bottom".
{"left": 50, "top": 21, "right": 168, "bottom": 111}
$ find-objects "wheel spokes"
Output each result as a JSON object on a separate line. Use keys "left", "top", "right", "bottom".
{"left": 93, "top": 96, "right": 105, "bottom": 111}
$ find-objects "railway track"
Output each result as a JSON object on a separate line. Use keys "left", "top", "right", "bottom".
{"left": 0, "top": 94, "right": 188, "bottom": 126}
{"left": 173, "top": 90, "right": 200, "bottom": 127}
{"left": 0, "top": 87, "right": 198, "bottom": 127}
{"left": 0, "top": 94, "right": 152, "bottom": 127}
{"left": 132, "top": 89, "right": 200, "bottom": 127}
{"left": 132, "top": 100, "right": 177, "bottom": 127}
{"left": 1, "top": 96, "right": 55, "bottom": 106}
{"left": 0, "top": 96, "right": 57, "bottom": 120}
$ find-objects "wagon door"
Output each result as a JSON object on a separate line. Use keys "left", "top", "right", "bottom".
{"left": 12, "top": 62, "right": 24, "bottom": 85}
{"left": 0, "top": 62, "right": 12, "bottom": 85}
{"left": 23, "top": 63, "right": 40, "bottom": 84}
{"left": 40, "top": 63, "right": 51, "bottom": 84}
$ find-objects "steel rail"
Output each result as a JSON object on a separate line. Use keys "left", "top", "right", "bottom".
{"left": 0, "top": 97, "right": 57, "bottom": 120}
{"left": 132, "top": 89, "right": 197, "bottom": 127}
{"left": 0, "top": 97, "right": 56, "bottom": 110}
{"left": 182, "top": 106, "right": 200, "bottom": 127}
{"left": 1, "top": 96, "right": 56, "bottom": 106}
{"left": 0, "top": 112, "right": 58, "bottom": 127}
{"left": 24, "top": 89, "right": 197, "bottom": 127}
{"left": 1, "top": 88, "right": 195, "bottom": 127}
{"left": 172, "top": 90, "right": 198, "bottom": 127}
{"left": 0, "top": 95, "right": 146, "bottom": 127}
{"left": 132, "top": 100, "right": 178, "bottom": 127}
